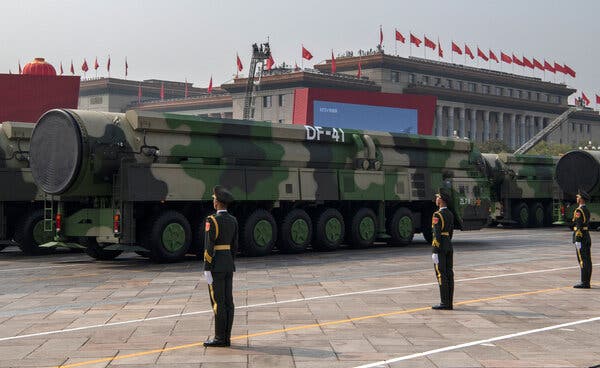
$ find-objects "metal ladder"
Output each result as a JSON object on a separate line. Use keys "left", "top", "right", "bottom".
{"left": 43, "top": 194, "right": 54, "bottom": 232}
{"left": 513, "top": 106, "right": 581, "bottom": 155}
{"left": 242, "top": 42, "right": 270, "bottom": 120}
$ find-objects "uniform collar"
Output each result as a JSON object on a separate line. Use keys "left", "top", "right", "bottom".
{"left": 439, "top": 207, "right": 447, "bottom": 210}
{"left": 217, "top": 210, "right": 228, "bottom": 214}
{"left": 579, "top": 204, "right": 586, "bottom": 208}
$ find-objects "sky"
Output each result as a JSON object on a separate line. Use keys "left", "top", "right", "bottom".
{"left": 1, "top": 0, "right": 598, "bottom": 102}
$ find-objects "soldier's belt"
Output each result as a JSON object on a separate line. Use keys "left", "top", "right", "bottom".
{"left": 441, "top": 232, "right": 450, "bottom": 236}
{"left": 573, "top": 227, "right": 589, "bottom": 231}
{"left": 214, "top": 245, "right": 231, "bottom": 251}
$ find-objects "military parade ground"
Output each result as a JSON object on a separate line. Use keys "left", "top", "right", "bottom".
{"left": 0, "top": 227, "right": 598, "bottom": 368}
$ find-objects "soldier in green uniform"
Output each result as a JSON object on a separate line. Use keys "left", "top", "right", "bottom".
{"left": 203, "top": 185, "right": 239, "bottom": 347}
{"left": 431, "top": 187, "right": 454, "bottom": 310}
{"left": 572, "top": 189, "right": 592, "bottom": 289}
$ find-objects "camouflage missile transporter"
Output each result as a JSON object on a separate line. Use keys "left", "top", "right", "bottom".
{"left": 0, "top": 121, "right": 54, "bottom": 254}
{"left": 29, "top": 109, "right": 492, "bottom": 262}
{"left": 482, "top": 153, "right": 557, "bottom": 228}
{"left": 554, "top": 149, "right": 600, "bottom": 229}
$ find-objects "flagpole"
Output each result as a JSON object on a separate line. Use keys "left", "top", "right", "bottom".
{"left": 395, "top": 29, "right": 397, "bottom": 56}
{"left": 409, "top": 31, "right": 412, "bottom": 57}
{"left": 451, "top": 40, "right": 454, "bottom": 64}
{"left": 423, "top": 35, "right": 426, "bottom": 59}
{"left": 301, "top": 45, "right": 304, "bottom": 69}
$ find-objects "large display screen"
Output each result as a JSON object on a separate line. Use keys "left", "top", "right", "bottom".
{"left": 313, "top": 100, "right": 418, "bottom": 134}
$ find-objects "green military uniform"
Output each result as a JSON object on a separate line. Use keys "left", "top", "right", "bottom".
{"left": 204, "top": 186, "right": 238, "bottom": 345}
{"left": 432, "top": 188, "right": 454, "bottom": 309}
{"left": 572, "top": 190, "right": 592, "bottom": 288}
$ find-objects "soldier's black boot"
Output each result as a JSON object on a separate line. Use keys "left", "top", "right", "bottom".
{"left": 203, "top": 338, "right": 230, "bottom": 347}
{"left": 573, "top": 283, "right": 590, "bottom": 289}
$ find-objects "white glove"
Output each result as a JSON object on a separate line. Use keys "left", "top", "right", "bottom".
{"left": 204, "top": 271, "right": 213, "bottom": 285}
{"left": 432, "top": 253, "right": 439, "bottom": 265}
{"left": 575, "top": 242, "right": 582, "bottom": 250}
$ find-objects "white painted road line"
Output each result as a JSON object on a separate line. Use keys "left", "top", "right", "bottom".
{"left": 352, "top": 316, "right": 600, "bottom": 368}
{"left": 0, "top": 264, "right": 580, "bottom": 342}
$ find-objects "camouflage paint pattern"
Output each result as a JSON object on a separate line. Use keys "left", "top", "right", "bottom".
{"left": 29, "top": 109, "right": 492, "bottom": 254}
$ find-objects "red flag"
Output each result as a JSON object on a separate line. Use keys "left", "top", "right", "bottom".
{"left": 543, "top": 60, "right": 555, "bottom": 73}
{"left": 331, "top": 51, "right": 336, "bottom": 73}
{"left": 94, "top": 57, "right": 99, "bottom": 70}
{"left": 59, "top": 62, "right": 64, "bottom": 75}
{"left": 464, "top": 44, "right": 474, "bottom": 59}
{"left": 18, "top": 60, "right": 22, "bottom": 74}
{"left": 357, "top": 60, "right": 362, "bottom": 78}
{"left": 500, "top": 52, "right": 512, "bottom": 64}
{"left": 582, "top": 92, "right": 590, "bottom": 106}
{"left": 563, "top": 64, "right": 576, "bottom": 78}
{"left": 554, "top": 62, "right": 565, "bottom": 74}
{"left": 160, "top": 82, "right": 164, "bottom": 100}
{"left": 137, "top": 84, "right": 142, "bottom": 103}
{"left": 302, "top": 46, "right": 313, "bottom": 60}
{"left": 184, "top": 79, "right": 188, "bottom": 98}
{"left": 395, "top": 29, "right": 405, "bottom": 43}
{"left": 107, "top": 56, "right": 111, "bottom": 73}
{"left": 379, "top": 26, "right": 383, "bottom": 46}
{"left": 489, "top": 50, "right": 498, "bottom": 63}
{"left": 410, "top": 33, "right": 421, "bottom": 47}
{"left": 596, "top": 94, "right": 600, "bottom": 105}
{"left": 437, "top": 38, "right": 443, "bottom": 58}
{"left": 236, "top": 53, "right": 243, "bottom": 72}
{"left": 477, "top": 47, "right": 489, "bottom": 61}
{"left": 451, "top": 42, "right": 462, "bottom": 55}
{"left": 266, "top": 54, "right": 274, "bottom": 70}
{"left": 424, "top": 36, "right": 436, "bottom": 50}
{"left": 81, "top": 59, "right": 89, "bottom": 72}
{"left": 70, "top": 60, "right": 75, "bottom": 74}
{"left": 207, "top": 76, "right": 213, "bottom": 94}
{"left": 523, "top": 56, "right": 534, "bottom": 69}
{"left": 512, "top": 54, "right": 524, "bottom": 66}
{"left": 125, "top": 58, "right": 128, "bottom": 76}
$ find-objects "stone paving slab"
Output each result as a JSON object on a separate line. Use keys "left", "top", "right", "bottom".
{"left": 0, "top": 228, "right": 599, "bottom": 367}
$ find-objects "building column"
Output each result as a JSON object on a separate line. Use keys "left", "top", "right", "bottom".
{"left": 447, "top": 107, "right": 455, "bottom": 137}
{"left": 436, "top": 105, "right": 444, "bottom": 136}
{"left": 458, "top": 108, "right": 466, "bottom": 138}
{"left": 498, "top": 112, "right": 504, "bottom": 142}
{"left": 519, "top": 114, "right": 526, "bottom": 146}
{"left": 529, "top": 116, "right": 535, "bottom": 140}
{"left": 483, "top": 110, "right": 490, "bottom": 141}
{"left": 470, "top": 109, "right": 477, "bottom": 141}
{"left": 510, "top": 113, "right": 516, "bottom": 148}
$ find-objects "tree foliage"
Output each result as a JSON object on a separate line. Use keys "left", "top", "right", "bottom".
{"left": 526, "top": 141, "right": 575, "bottom": 156}
{"left": 476, "top": 139, "right": 513, "bottom": 154}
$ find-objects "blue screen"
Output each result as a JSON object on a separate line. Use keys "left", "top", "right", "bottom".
{"left": 313, "top": 100, "right": 418, "bottom": 134}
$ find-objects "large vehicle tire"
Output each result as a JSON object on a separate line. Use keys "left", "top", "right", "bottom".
{"left": 80, "top": 238, "right": 122, "bottom": 260}
{"left": 147, "top": 211, "right": 191, "bottom": 262}
{"left": 14, "top": 209, "right": 55, "bottom": 255}
{"left": 313, "top": 208, "right": 345, "bottom": 251}
{"left": 529, "top": 202, "right": 545, "bottom": 228}
{"left": 278, "top": 209, "right": 312, "bottom": 253}
{"left": 242, "top": 209, "right": 277, "bottom": 256}
{"left": 512, "top": 202, "right": 529, "bottom": 228}
{"left": 348, "top": 207, "right": 377, "bottom": 248}
{"left": 388, "top": 207, "right": 415, "bottom": 245}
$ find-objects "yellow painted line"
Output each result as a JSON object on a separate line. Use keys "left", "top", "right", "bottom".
{"left": 55, "top": 285, "right": 570, "bottom": 368}
{"left": 25, "top": 273, "right": 99, "bottom": 282}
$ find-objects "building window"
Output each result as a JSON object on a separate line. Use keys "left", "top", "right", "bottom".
{"left": 580, "top": 124, "right": 583, "bottom": 133}
{"left": 496, "top": 87, "right": 503, "bottom": 96}
{"left": 482, "top": 85, "right": 490, "bottom": 94}
{"left": 391, "top": 71, "right": 400, "bottom": 83}
{"left": 90, "top": 96, "right": 103, "bottom": 105}
{"left": 557, "top": 96, "right": 562, "bottom": 104}
{"left": 516, "top": 90, "right": 522, "bottom": 98}
{"left": 543, "top": 94, "right": 549, "bottom": 102}
{"left": 587, "top": 124, "right": 591, "bottom": 133}
{"left": 456, "top": 81, "right": 462, "bottom": 90}
{"left": 278, "top": 94, "right": 284, "bottom": 107}
{"left": 468, "top": 82, "right": 476, "bottom": 92}
{"left": 422, "top": 75, "right": 429, "bottom": 85}
{"left": 527, "top": 91, "right": 532, "bottom": 100}
{"left": 571, "top": 123, "right": 575, "bottom": 131}
{"left": 263, "top": 95, "right": 272, "bottom": 108}
{"left": 434, "top": 77, "right": 441, "bottom": 86}
{"left": 409, "top": 73, "right": 415, "bottom": 83}
{"left": 508, "top": 88, "right": 513, "bottom": 97}
{"left": 536, "top": 92, "right": 541, "bottom": 101}
{"left": 447, "top": 79, "right": 453, "bottom": 89}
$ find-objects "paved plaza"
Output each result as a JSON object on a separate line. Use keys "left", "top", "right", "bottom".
{"left": 0, "top": 227, "right": 598, "bottom": 368}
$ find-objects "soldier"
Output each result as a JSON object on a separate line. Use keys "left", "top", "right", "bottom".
{"left": 572, "top": 189, "right": 592, "bottom": 289}
{"left": 431, "top": 187, "right": 454, "bottom": 310}
{"left": 203, "top": 185, "right": 239, "bottom": 347}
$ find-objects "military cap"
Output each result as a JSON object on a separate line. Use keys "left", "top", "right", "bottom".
{"left": 576, "top": 189, "right": 591, "bottom": 202}
{"left": 435, "top": 187, "right": 452, "bottom": 204}
{"left": 212, "top": 185, "right": 234, "bottom": 204}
